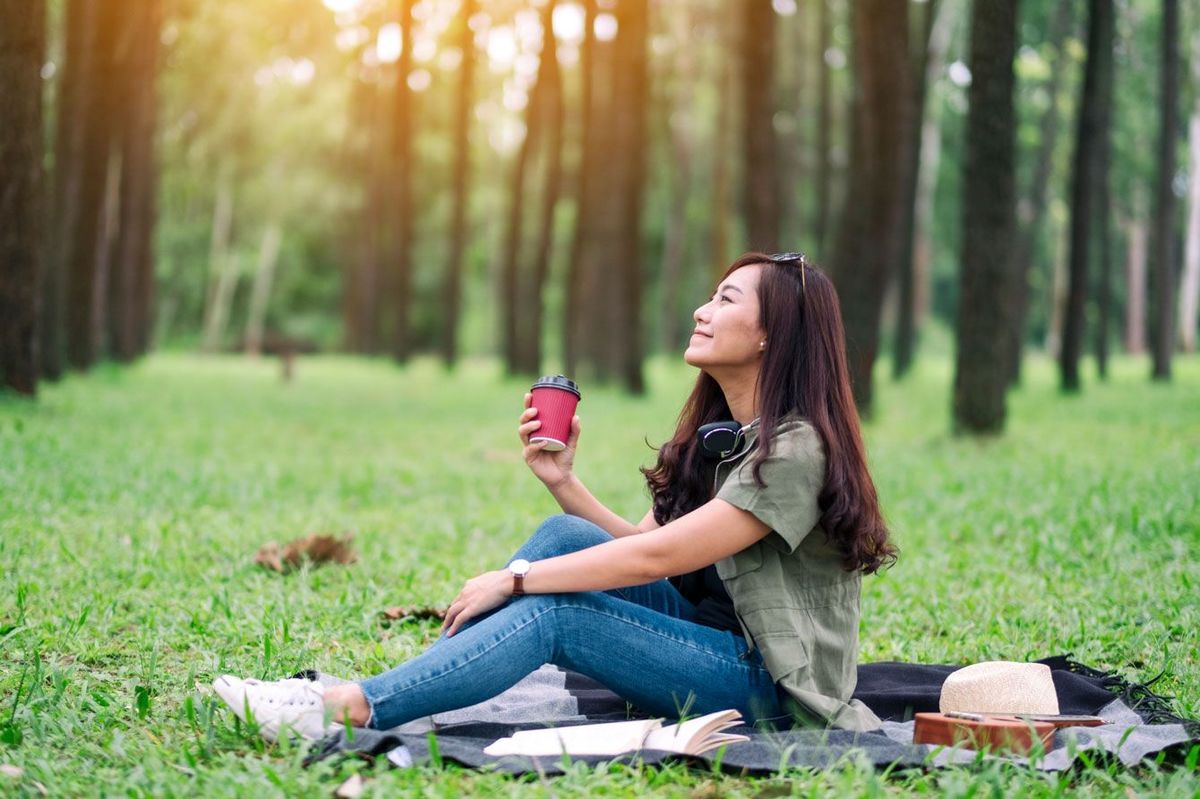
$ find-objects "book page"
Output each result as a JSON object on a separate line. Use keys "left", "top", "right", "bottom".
{"left": 483, "top": 719, "right": 661, "bottom": 757}
{"left": 643, "top": 709, "right": 747, "bottom": 755}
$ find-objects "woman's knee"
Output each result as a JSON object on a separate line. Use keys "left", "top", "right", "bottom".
{"left": 516, "top": 515, "right": 614, "bottom": 560}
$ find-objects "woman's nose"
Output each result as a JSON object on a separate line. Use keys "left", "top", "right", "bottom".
{"left": 693, "top": 301, "right": 711, "bottom": 323}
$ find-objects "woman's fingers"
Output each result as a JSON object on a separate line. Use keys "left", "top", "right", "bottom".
{"left": 523, "top": 441, "right": 548, "bottom": 460}
{"left": 518, "top": 408, "right": 539, "bottom": 444}
{"left": 565, "top": 415, "right": 581, "bottom": 448}
{"left": 523, "top": 392, "right": 532, "bottom": 409}
{"left": 518, "top": 420, "right": 540, "bottom": 445}
{"left": 441, "top": 598, "right": 463, "bottom": 633}
{"left": 445, "top": 594, "right": 477, "bottom": 637}
{"left": 443, "top": 592, "right": 474, "bottom": 634}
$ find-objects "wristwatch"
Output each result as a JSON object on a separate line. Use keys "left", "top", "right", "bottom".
{"left": 508, "top": 558, "right": 532, "bottom": 595}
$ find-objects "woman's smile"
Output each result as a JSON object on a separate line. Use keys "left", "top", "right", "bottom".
{"left": 684, "top": 265, "right": 766, "bottom": 372}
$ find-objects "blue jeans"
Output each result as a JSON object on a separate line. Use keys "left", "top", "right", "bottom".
{"left": 358, "top": 514, "right": 786, "bottom": 730}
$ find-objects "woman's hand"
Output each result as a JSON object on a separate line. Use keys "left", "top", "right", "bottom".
{"left": 442, "top": 570, "right": 513, "bottom": 637}
{"left": 518, "top": 392, "right": 581, "bottom": 490}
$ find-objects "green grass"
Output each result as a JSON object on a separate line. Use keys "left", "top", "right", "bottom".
{"left": 1, "top": 352, "right": 1197, "bottom": 797}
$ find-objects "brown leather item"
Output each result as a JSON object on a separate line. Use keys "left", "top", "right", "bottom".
{"left": 512, "top": 573, "right": 525, "bottom": 595}
{"left": 914, "top": 712, "right": 1057, "bottom": 756}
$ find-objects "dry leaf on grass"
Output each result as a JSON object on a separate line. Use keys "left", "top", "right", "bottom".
{"left": 334, "top": 773, "right": 367, "bottom": 798}
{"left": 381, "top": 605, "right": 447, "bottom": 622}
{"left": 0, "top": 765, "right": 23, "bottom": 779}
{"left": 254, "top": 533, "right": 357, "bottom": 573}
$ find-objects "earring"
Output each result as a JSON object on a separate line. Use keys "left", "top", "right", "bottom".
{"left": 759, "top": 340, "right": 766, "bottom": 350}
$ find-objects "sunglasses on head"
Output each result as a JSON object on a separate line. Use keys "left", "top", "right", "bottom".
{"left": 767, "top": 252, "right": 809, "bottom": 293}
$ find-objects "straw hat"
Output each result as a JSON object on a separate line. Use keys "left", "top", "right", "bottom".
{"left": 939, "top": 661, "right": 1061, "bottom": 715}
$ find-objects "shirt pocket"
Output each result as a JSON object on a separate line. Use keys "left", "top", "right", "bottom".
{"left": 715, "top": 542, "right": 765, "bottom": 580}
{"left": 741, "top": 608, "right": 812, "bottom": 678}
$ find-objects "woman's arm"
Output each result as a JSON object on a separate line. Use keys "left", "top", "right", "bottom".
{"left": 544, "top": 477, "right": 659, "bottom": 538}
{"left": 443, "top": 499, "right": 767, "bottom": 635}
{"left": 517, "top": 394, "right": 653, "bottom": 539}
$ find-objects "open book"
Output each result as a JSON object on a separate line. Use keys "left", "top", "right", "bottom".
{"left": 483, "top": 709, "right": 748, "bottom": 757}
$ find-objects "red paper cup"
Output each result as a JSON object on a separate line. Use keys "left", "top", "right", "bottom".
{"left": 529, "top": 375, "right": 581, "bottom": 451}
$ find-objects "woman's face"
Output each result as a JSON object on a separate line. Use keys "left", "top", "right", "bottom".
{"left": 684, "top": 264, "right": 767, "bottom": 372}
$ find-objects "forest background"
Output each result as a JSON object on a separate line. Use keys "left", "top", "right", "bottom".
{"left": 2, "top": 0, "right": 1199, "bottom": 431}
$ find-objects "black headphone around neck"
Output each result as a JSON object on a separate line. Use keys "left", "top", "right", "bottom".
{"left": 697, "top": 420, "right": 754, "bottom": 459}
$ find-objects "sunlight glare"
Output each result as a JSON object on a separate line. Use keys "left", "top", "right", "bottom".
{"left": 502, "top": 82, "right": 528, "bottom": 112}
{"left": 291, "top": 58, "right": 316, "bottom": 85}
{"left": 408, "top": 69, "right": 432, "bottom": 91}
{"left": 489, "top": 118, "right": 526, "bottom": 155}
{"left": 594, "top": 13, "right": 618, "bottom": 42}
{"left": 414, "top": 35, "right": 437, "bottom": 63}
{"left": 514, "top": 9, "right": 543, "bottom": 49}
{"left": 948, "top": 60, "right": 972, "bottom": 87}
{"left": 322, "top": 0, "right": 364, "bottom": 13}
{"left": 377, "top": 23, "right": 403, "bottom": 63}
{"left": 487, "top": 26, "right": 518, "bottom": 70}
{"left": 553, "top": 3, "right": 585, "bottom": 42}
{"left": 336, "top": 26, "right": 370, "bottom": 52}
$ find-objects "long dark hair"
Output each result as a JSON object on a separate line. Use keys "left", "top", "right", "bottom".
{"left": 641, "top": 252, "right": 896, "bottom": 574}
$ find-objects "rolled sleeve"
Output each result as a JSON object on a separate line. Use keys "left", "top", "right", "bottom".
{"left": 715, "top": 420, "right": 825, "bottom": 553}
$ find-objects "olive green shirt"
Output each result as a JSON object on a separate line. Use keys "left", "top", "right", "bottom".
{"left": 713, "top": 417, "right": 882, "bottom": 731}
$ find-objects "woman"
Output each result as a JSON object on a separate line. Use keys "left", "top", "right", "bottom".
{"left": 214, "top": 252, "right": 896, "bottom": 741}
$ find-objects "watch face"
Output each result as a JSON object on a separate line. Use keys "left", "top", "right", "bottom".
{"left": 509, "top": 558, "right": 531, "bottom": 576}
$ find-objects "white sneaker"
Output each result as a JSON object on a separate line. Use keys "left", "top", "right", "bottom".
{"left": 213, "top": 675, "right": 340, "bottom": 742}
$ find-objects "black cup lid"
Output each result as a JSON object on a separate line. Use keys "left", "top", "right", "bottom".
{"left": 532, "top": 374, "right": 580, "bottom": 398}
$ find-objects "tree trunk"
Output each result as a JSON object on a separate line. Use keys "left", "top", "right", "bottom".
{"left": 1007, "top": 0, "right": 1074, "bottom": 386}
{"left": 65, "top": 0, "right": 119, "bottom": 370}
{"left": 658, "top": 4, "right": 697, "bottom": 354}
{"left": 390, "top": 0, "right": 416, "bottom": 362}
{"left": 110, "top": 0, "right": 160, "bottom": 362}
{"left": 440, "top": 0, "right": 475, "bottom": 368}
{"left": 43, "top": 0, "right": 93, "bottom": 381}
{"left": 614, "top": 0, "right": 648, "bottom": 394}
{"left": 952, "top": 0, "right": 1019, "bottom": 433}
{"left": 514, "top": 1, "right": 563, "bottom": 375}
{"left": 1180, "top": 111, "right": 1200, "bottom": 352}
{"left": 812, "top": 0, "right": 832, "bottom": 253}
{"left": 892, "top": 0, "right": 941, "bottom": 380}
{"left": 709, "top": 1, "right": 736, "bottom": 282}
{"left": 341, "top": 71, "right": 375, "bottom": 353}
{"left": 563, "top": 0, "right": 596, "bottom": 379}
{"left": 500, "top": 6, "right": 550, "bottom": 375}
{"left": 1092, "top": 22, "right": 1116, "bottom": 382}
{"left": 741, "top": 0, "right": 780, "bottom": 251}
{"left": 1044, "top": 228, "right": 1071, "bottom": 356}
{"left": 1149, "top": 0, "right": 1179, "bottom": 380}
{"left": 0, "top": 0, "right": 45, "bottom": 396}
{"left": 1124, "top": 212, "right": 1148, "bottom": 353}
{"left": 201, "top": 171, "right": 235, "bottom": 353}
{"left": 912, "top": 0, "right": 958, "bottom": 335}
{"left": 570, "top": 6, "right": 623, "bottom": 382}
{"left": 779, "top": 0, "right": 807, "bottom": 247}
{"left": 243, "top": 223, "right": 283, "bottom": 356}
{"left": 131, "top": 0, "right": 160, "bottom": 356}
{"left": 830, "top": 0, "right": 911, "bottom": 415}
{"left": 1060, "top": 0, "right": 1114, "bottom": 393}
{"left": 363, "top": 73, "right": 390, "bottom": 353}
